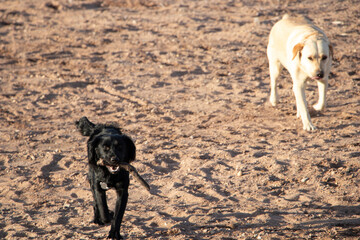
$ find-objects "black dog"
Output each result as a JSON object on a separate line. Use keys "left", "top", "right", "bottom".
{"left": 76, "top": 117, "right": 149, "bottom": 239}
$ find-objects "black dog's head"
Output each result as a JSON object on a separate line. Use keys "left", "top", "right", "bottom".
{"left": 76, "top": 117, "right": 136, "bottom": 174}
{"left": 91, "top": 134, "right": 136, "bottom": 174}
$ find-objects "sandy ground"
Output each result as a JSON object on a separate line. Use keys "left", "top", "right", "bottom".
{"left": 0, "top": 0, "right": 359, "bottom": 239}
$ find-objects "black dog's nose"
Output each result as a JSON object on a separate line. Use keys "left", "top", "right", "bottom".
{"left": 317, "top": 71, "right": 324, "bottom": 78}
{"left": 110, "top": 156, "right": 117, "bottom": 164}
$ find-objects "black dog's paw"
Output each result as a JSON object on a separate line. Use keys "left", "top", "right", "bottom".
{"left": 108, "top": 229, "right": 123, "bottom": 239}
{"left": 92, "top": 218, "right": 105, "bottom": 225}
{"left": 92, "top": 213, "right": 113, "bottom": 225}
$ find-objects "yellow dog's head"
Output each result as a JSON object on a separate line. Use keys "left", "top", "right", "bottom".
{"left": 292, "top": 34, "right": 333, "bottom": 80}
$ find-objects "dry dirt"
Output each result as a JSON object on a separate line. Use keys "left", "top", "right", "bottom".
{"left": 0, "top": 0, "right": 359, "bottom": 239}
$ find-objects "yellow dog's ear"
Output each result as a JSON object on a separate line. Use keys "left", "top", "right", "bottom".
{"left": 329, "top": 44, "right": 334, "bottom": 59}
{"left": 292, "top": 43, "right": 304, "bottom": 60}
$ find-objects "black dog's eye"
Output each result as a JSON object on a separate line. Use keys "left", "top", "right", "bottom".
{"left": 321, "top": 55, "right": 328, "bottom": 60}
{"left": 307, "top": 56, "right": 313, "bottom": 61}
{"left": 113, "top": 141, "right": 122, "bottom": 149}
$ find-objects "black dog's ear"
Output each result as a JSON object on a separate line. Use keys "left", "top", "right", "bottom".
{"left": 76, "top": 117, "right": 96, "bottom": 136}
{"left": 87, "top": 136, "right": 100, "bottom": 165}
{"left": 122, "top": 135, "right": 136, "bottom": 163}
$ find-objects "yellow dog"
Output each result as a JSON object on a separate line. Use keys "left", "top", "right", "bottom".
{"left": 267, "top": 14, "right": 333, "bottom": 131}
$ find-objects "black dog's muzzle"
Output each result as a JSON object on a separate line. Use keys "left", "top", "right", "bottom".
{"left": 97, "top": 159, "right": 121, "bottom": 174}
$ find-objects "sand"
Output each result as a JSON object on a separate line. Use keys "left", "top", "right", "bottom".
{"left": 0, "top": 0, "right": 359, "bottom": 239}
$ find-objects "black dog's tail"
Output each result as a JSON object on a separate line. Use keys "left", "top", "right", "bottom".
{"left": 75, "top": 116, "right": 96, "bottom": 136}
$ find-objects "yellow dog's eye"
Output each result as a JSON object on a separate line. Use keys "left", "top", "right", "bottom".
{"left": 307, "top": 56, "right": 313, "bottom": 61}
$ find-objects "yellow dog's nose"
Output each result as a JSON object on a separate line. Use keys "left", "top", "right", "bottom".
{"left": 317, "top": 71, "right": 324, "bottom": 78}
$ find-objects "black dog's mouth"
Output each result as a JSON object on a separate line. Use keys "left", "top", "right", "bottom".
{"left": 106, "top": 165, "right": 120, "bottom": 174}
{"left": 97, "top": 159, "right": 120, "bottom": 174}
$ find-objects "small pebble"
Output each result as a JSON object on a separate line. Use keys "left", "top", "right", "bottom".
{"left": 301, "top": 177, "right": 309, "bottom": 183}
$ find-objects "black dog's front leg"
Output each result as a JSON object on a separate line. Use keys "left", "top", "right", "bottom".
{"left": 91, "top": 185, "right": 112, "bottom": 225}
{"left": 89, "top": 172, "right": 112, "bottom": 224}
{"left": 108, "top": 188, "right": 128, "bottom": 240}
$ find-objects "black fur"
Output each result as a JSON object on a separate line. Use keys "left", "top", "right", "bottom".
{"left": 76, "top": 117, "right": 136, "bottom": 239}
